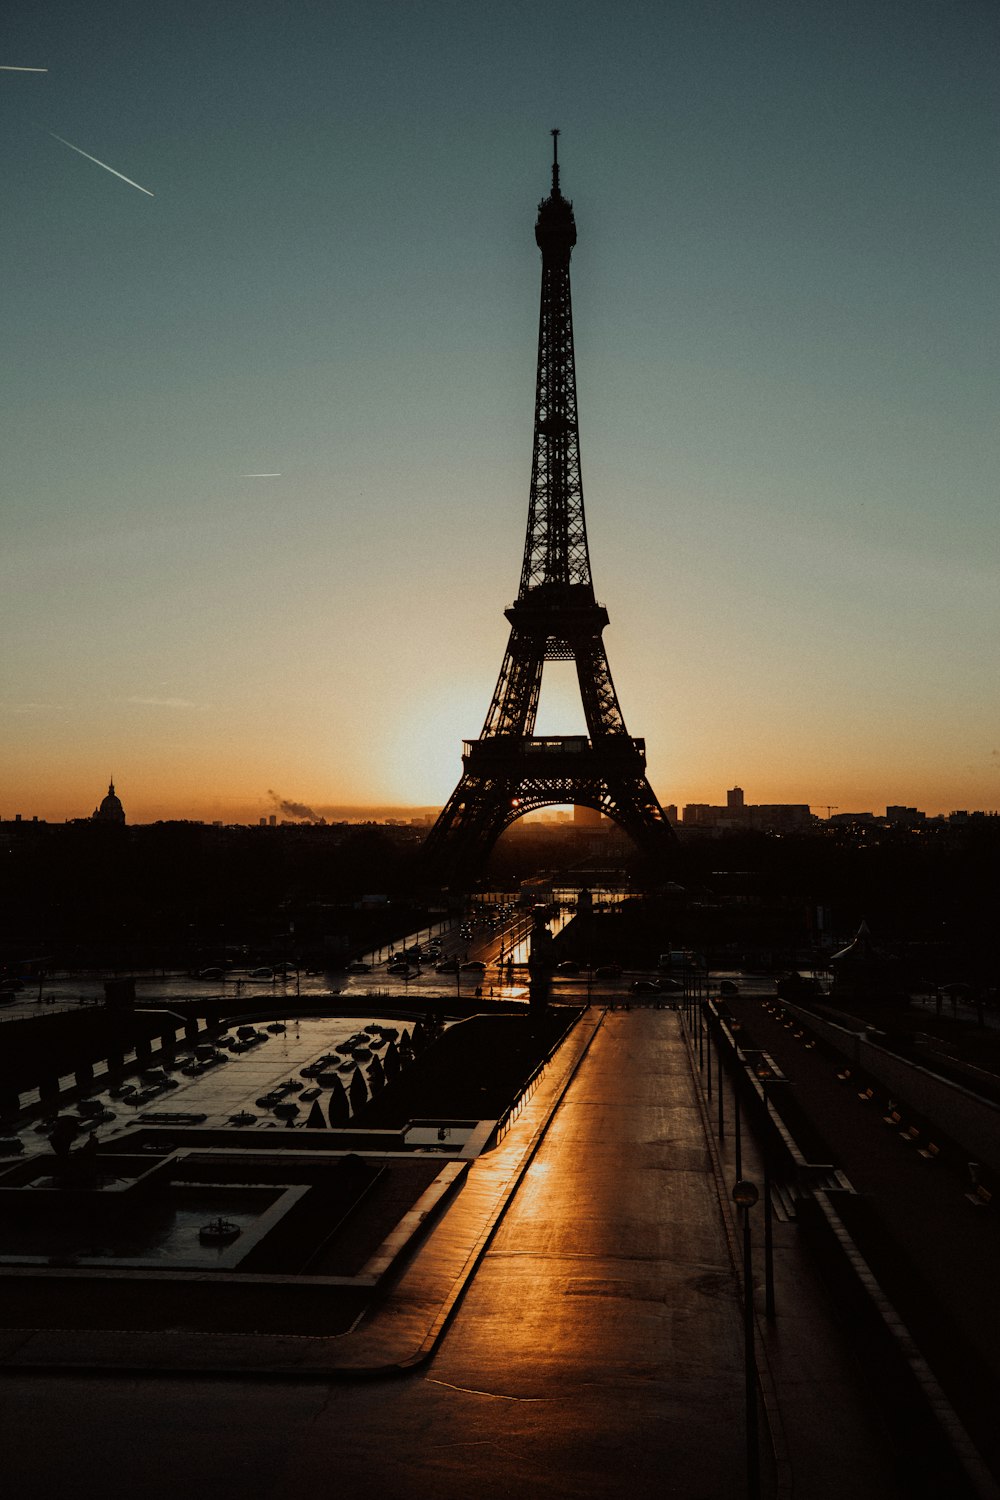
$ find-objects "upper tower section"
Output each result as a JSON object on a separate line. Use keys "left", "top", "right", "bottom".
{"left": 535, "top": 128, "right": 577, "bottom": 262}
{"left": 517, "top": 130, "right": 594, "bottom": 600}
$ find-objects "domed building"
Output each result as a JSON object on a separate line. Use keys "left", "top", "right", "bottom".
{"left": 92, "top": 778, "right": 126, "bottom": 825}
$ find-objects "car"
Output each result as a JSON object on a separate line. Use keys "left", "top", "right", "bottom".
{"left": 461, "top": 960, "right": 487, "bottom": 972}
{"left": 346, "top": 962, "right": 372, "bottom": 974}
{"left": 436, "top": 960, "right": 459, "bottom": 973}
{"left": 658, "top": 976, "right": 684, "bottom": 993}
{"left": 719, "top": 979, "right": 739, "bottom": 996}
{"left": 300, "top": 1088, "right": 321, "bottom": 1101}
{"left": 595, "top": 964, "right": 622, "bottom": 979}
{"left": 631, "top": 979, "right": 661, "bottom": 994}
{"left": 386, "top": 962, "right": 410, "bottom": 975}
{"left": 556, "top": 960, "right": 580, "bottom": 975}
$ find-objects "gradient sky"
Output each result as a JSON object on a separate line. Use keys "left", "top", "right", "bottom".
{"left": 2, "top": 0, "right": 997, "bottom": 824}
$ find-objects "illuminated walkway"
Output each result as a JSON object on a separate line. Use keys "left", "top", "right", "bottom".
{"left": 1, "top": 1009, "right": 897, "bottom": 1499}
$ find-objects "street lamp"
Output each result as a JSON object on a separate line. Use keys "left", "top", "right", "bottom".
{"left": 732, "top": 1178, "right": 761, "bottom": 1500}
{"left": 755, "top": 1064, "right": 777, "bottom": 1320}
{"left": 730, "top": 1021, "right": 744, "bottom": 1178}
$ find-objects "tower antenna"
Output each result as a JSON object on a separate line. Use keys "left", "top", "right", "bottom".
{"left": 551, "top": 127, "right": 560, "bottom": 193}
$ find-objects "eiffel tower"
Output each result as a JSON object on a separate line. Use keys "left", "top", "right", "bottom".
{"left": 422, "top": 133, "right": 677, "bottom": 887}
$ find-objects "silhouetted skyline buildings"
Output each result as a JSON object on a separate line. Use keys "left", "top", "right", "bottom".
{"left": 2, "top": 785, "right": 997, "bottom": 833}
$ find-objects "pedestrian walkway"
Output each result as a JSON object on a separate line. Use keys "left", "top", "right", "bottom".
{"left": 1, "top": 1007, "right": 906, "bottom": 1500}
{"left": 286, "top": 1008, "right": 897, "bottom": 1499}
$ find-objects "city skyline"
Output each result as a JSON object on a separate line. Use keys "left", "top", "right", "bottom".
{"left": 5, "top": 781, "right": 994, "bottom": 830}
{"left": 3, "top": 2, "right": 998, "bottom": 827}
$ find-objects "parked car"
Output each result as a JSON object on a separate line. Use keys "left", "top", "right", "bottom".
{"left": 595, "top": 964, "right": 622, "bottom": 979}
{"left": 461, "top": 960, "right": 487, "bottom": 972}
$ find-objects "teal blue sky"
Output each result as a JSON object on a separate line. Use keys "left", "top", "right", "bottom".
{"left": 2, "top": 0, "right": 997, "bottom": 822}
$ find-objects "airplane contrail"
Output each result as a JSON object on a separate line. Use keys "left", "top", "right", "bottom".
{"left": 48, "top": 130, "right": 154, "bottom": 196}
{"left": 241, "top": 472, "right": 282, "bottom": 478}
{"left": 0, "top": 65, "right": 48, "bottom": 72}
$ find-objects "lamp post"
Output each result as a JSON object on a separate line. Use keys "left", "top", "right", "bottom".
{"left": 755, "top": 1065, "right": 777, "bottom": 1320}
{"left": 732, "top": 1178, "right": 761, "bottom": 1500}
{"left": 717, "top": 1040, "right": 725, "bottom": 1142}
{"left": 730, "top": 1022, "right": 743, "bottom": 1179}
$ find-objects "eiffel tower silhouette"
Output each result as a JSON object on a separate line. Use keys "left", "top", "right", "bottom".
{"left": 422, "top": 134, "right": 677, "bottom": 887}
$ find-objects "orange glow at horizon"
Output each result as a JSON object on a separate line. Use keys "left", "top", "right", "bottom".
{"left": 5, "top": 743, "right": 996, "bottom": 827}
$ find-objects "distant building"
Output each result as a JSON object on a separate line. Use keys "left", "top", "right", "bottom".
{"left": 749, "top": 804, "right": 813, "bottom": 831}
{"left": 886, "top": 806, "right": 926, "bottom": 827}
{"left": 574, "top": 805, "right": 603, "bottom": 827}
{"left": 681, "top": 789, "right": 812, "bottom": 833}
{"left": 92, "top": 778, "right": 126, "bottom": 825}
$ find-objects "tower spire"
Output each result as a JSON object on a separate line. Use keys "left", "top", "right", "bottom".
{"left": 551, "top": 127, "right": 560, "bottom": 195}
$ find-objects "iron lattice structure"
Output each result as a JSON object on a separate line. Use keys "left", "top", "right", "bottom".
{"left": 422, "top": 135, "right": 677, "bottom": 887}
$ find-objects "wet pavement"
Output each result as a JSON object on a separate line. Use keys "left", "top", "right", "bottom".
{"left": 0, "top": 1006, "right": 905, "bottom": 1499}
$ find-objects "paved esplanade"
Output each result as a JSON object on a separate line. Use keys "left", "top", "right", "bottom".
{"left": 0, "top": 1011, "right": 890, "bottom": 1498}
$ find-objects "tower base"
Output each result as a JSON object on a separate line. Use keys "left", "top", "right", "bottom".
{"left": 421, "top": 735, "right": 676, "bottom": 889}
